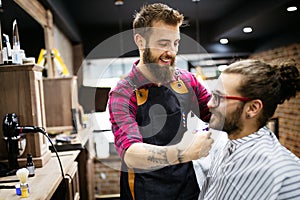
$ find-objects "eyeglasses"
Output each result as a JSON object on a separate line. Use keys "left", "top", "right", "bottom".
{"left": 210, "top": 91, "right": 251, "bottom": 107}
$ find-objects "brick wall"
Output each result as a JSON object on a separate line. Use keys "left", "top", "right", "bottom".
{"left": 250, "top": 43, "right": 300, "bottom": 157}
{"left": 94, "top": 156, "right": 121, "bottom": 196}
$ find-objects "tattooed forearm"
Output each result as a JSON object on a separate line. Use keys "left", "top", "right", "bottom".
{"left": 144, "top": 145, "right": 169, "bottom": 167}
{"left": 147, "top": 155, "right": 168, "bottom": 164}
{"left": 124, "top": 143, "right": 186, "bottom": 170}
{"left": 142, "top": 145, "right": 186, "bottom": 169}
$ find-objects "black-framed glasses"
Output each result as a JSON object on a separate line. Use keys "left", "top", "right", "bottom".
{"left": 210, "top": 91, "right": 251, "bottom": 107}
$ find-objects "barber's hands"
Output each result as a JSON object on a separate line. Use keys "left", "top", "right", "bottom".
{"left": 176, "top": 131, "right": 214, "bottom": 163}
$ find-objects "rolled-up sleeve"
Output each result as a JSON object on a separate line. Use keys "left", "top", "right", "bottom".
{"left": 108, "top": 80, "right": 143, "bottom": 158}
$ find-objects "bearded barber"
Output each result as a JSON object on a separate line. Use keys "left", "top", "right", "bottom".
{"left": 108, "top": 3, "right": 213, "bottom": 200}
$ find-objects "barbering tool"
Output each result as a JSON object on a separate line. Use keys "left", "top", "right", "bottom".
{"left": 2, "top": 34, "right": 12, "bottom": 64}
{"left": 16, "top": 168, "right": 29, "bottom": 184}
{"left": 12, "top": 19, "right": 22, "bottom": 64}
{"left": 1, "top": 113, "right": 45, "bottom": 177}
{"left": 2, "top": 113, "right": 20, "bottom": 175}
{"left": 0, "top": 185, "right": 15, "bottom": 189}
{"left": 0, "top": 179, "right": 19, "bottom": 183}
{"left": 16, "top": 168, "right": 29, "bottom": 197}
{"left": 12, "top": 20, "right": 20, "bottom": 50}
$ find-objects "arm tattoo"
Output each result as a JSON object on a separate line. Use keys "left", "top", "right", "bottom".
{"left": 144, "top": 146, "right": 169, "bottom": 167}
{"left": 177, "top": 148, "right": 184, "bottom": 163}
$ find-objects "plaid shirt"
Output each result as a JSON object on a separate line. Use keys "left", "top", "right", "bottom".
{"left": 108, "top": 60, "right": 211, "bottom": 158}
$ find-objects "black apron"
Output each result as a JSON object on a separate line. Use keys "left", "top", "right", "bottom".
{"left": 120, "top": 77, "right": 200, "bottom": 200}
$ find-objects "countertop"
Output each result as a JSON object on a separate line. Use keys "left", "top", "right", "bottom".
{"left": 0, "top": 150, "right": 80, "bottom": 200}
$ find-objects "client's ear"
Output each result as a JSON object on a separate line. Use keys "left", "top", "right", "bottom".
{"left": 245, "top": 99, "right": 263, "bottom": 118}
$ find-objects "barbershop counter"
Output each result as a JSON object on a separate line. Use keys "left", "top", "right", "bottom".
{"left": 0, "top": 150, "right": 80, "bottom": 200}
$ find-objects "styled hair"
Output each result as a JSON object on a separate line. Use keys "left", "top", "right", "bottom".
{"left": 223, "top": 59, "right": 300, "bottom": 127}
{"left": 133, "top": 3, "right": 184, "bottom": 37}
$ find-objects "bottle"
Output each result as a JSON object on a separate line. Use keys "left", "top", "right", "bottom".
{"left": 3, "top": 34, "right": 12, "bottom": 65}
{"left": 26, "top": 154, "right": 35, "bottom": 177}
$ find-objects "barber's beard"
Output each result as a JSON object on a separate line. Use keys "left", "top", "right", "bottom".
{"left": 143, "top": 48, "right": 175, "bottom": 84}
{"left": 209, "top": 103, "right": 244, "bottom": 134}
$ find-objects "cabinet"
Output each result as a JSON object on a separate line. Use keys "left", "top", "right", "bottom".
{"left": 51, "top": 159, "right": 80, "bottom": 200}
{"left": 43, "top": 76, "right": 80, "bottom": 131}
{"left": 0, "top": 64, "right": 51, "bottom": 167}
{"left": 66, "top": 162, "right": 80, "bottom": 200}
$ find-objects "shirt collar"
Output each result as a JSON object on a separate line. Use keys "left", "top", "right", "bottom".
{"left": 127, "top": 60, "right": 152, "bottom": 88}
{"left": 229, "top": 126, "right": 271, "bottom": 153}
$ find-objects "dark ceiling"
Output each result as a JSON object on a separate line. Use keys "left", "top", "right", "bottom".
{"left": 1, "top": 0, "right": 300, "bottom": 60}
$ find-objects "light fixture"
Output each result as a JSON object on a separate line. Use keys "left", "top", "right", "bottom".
{"left": 192, "top": 0, "right": 201, "bottom": 2}
{"left": 287, "top": 6, "right": 297, "bottom": 12}
{"left": 114, "top": 0, "right": 124, "bottom": 6}
{"left": 219, "top": 38, "right": 228, "bottom": 45}
{"left": 243, "top": 27, "right": 253, "bottom": 33}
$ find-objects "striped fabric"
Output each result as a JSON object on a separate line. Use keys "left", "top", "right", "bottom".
{"left": 199, "top": 127, "right": 300, "bottom": 200}
{"left": 193, "top": 130, "right": 229, "bottom": 188}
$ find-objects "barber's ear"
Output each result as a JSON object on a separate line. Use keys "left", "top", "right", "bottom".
{"left": 245, "top": 99, "right": 263, "bottom": 118}
{"left": 134, "top": 34, "right": 145, "bottom": 50}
